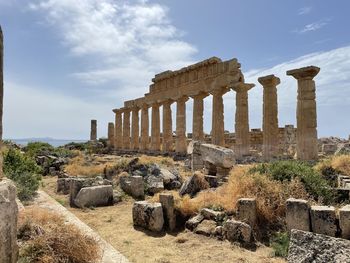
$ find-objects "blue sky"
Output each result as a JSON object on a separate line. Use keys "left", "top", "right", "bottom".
{"left": 1, "top": 0, "right": 350, "bottom": 139}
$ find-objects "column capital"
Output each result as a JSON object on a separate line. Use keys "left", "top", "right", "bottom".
{"left": 232, "top": 83, "right": 255, "bottom": 93}
{"left": 141, "top": 103, "right": 150, "bottom": 110}
{"left": 120, "top": 107, "right": 131, "bottom": 113}
{"left": 210, "top": 87, "right": 229, "bottom": 96}
{"left": 258, "top": 74, "right": 280, "bottom": 87}
{"left": 131, "top": 106, "right": 140, "bottom": 112}
{"left": 191, "top": 92, "right": 209, "bottom": 100}
{"left": 176, "top": 96, "right": 189, "bottom": 103}
{"left": 287, "top": 66, "right": 320, "bottom": 80}
{"left": 112, "top": 108, "right": 123, "bottom": 114}
{"left": 161, "top": 99, "right": 174, "bottom": 106}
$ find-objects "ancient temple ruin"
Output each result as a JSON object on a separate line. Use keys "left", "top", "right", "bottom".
{"left": 111, "top": 56, "right": 320, "bottom": 161}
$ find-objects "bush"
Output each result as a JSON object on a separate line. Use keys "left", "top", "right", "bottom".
{"left": 24, "top": 142, "right": 55, "bottom": 158}
{"left": 270, "top": 232, "right": 289, "bottom": 258}
{"left": 250, "top": 161, "right": 334, "bottom": 204}
{"left": 3, "top": 148, "right": 42, "bottom": 201}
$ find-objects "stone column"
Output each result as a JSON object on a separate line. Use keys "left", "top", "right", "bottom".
{"left": 192, "top": 93, "right": 208, "bottom": 142}
{"left": 232, "top": 83, "right": 255, "bottom": 159}
{"left": 258, "top": 75, "right": 280, "bottom": 161}
{"left": 162, "top": 100, "right": 173, "bottom": 152}
{"left": 175, "top": 96, "right": 188, "bottom": 154}
{"left": 90, "top": 120, "right": 97, "bottom": 141}
{"left": 0, "top": 26, "right": 3, "bottom": 180}
{"left": 287, "top": 66, "right": 320, "bottom": 161}
{"left": 211, "top": 88, "right": 227, "bottom": 146}
{"left": 140, "top": 104, "right": 149, "bottom": 151}
{"left": 113, "top": 109, "right": 123, "bottom": 149}
{"left": 151, "top": 103, "right": 161, "bottom": 151}
{"left": 122, "top": 109, "right": 131, "bottom": 149}
{"left": 107, "top": 122, "right": 114, "bottom": 147}
{"left": 131, "top": 107, "right": 140, "bottom": 150}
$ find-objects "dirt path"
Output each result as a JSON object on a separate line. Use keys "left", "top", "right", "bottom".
{"left": 31, "top": 190, "right": 129, "bottom": 263}
{"left": 41, "top": 177, "right": 285, "bottom": 263}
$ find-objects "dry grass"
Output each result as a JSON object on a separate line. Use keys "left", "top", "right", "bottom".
{"left": 138, "top": 155, "right": 175, "bottom": 166}
{"left": 18, "top": 207, "right": 101, "bottom": 263}
{"left": 330, "top": 154, "right": 350, "bottom": 175}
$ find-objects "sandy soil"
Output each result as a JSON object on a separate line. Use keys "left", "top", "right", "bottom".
{"left": 42, "top": 177, "right": 286, "bottom": 263}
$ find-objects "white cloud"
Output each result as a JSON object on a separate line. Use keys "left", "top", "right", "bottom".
{"left": 29, "top": 0, "right": 197, "bottom": 89}
{"left": 295, "top": 20, "right": 329, "bottom": 34}
{"left": 298, "top": 6, "right": 312, "bottom": 15}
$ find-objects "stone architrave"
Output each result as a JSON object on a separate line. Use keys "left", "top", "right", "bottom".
{"left": 192, "top": 92, "right": 208, "bottom": 142}
{"left": 140, "top": 104, "right": 149, "bottom": 151}
{"left": 113, "top": 109, "right": 123, "bottom": 149}
{"left": 258, "top": 75, "right": 280, "bottom": 161}
{"left": 232, "top": 83, "right": 255, "bottom": 159}
{"left": 287, "top": 66, "right": 320, "bottom": 161}
{"left": 162, "top": 100, "right": 173, "bottom": 152}
{"left": 131, "top": 107, "right": 140, "bottom": 150}
{"left": 211, "top": 88, "right": 228, "bottom": 146}
{"left": 175, "top": 96, "right": 188, "bottom": 154}
{"left": 122, "top": 109, "right": 131, "bottom": 149}
{"left": 107, "top": 122, "right": 114, "bottom": 147}
{"left": 90, "top": 119, "right": 97, "bottom": 141}
{"left": 151, "top": 103, "right": 161, "bottom": 151}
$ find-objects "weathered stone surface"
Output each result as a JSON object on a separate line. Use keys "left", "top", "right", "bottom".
{"left": 0, "top": 179, "right": 18, "bottom": 263}
{"left": 120, "top": 175, "right": 144, "bottom": 199}
{"left": 74, "top": 185, "right": 113, "bottom": 208}
{"left": 179, "top": 171, "right": 208, "bottom": 197}
{"left": 322, "top": 143, "right": 337, "bottom": 154}
{"left": 159, "top": 193, "right": 176, "bottom": 231}
{"left": 339, "top": 205, "right": 350, "bottom": 239}
{"left": 90, "top": 119, "right": 97, "bottom": 141}
{"left": 194, "top": 219, "right": 216, "bottom": 236}
{"left": 57, "top": 177, "right": 73, "bottom": 194}
{"left": 185, "top": 214, "right": 204, "bottom": 231}
{"left": 222, "top": 219, "right": 253, "bottom": 244}
{"left": 310, "top": 206, "right": 337, "bottom": 237}
{"left": 236, "top": 198, "right": 257, "bottom": 227}
{"left": 107, "top": 122, "right": 114, "bottom": 147}
{"left": 113, "top": 190, "right": 122, "bottom": 204}
{"left": 286, "top": 198, "right": 310, "bottom": 232}
{"left": 159, "top": 168, "right": 181, "bottom": 190}
{"left": 132, "top": 201, "right": 164, "bottom": 232}
{"left": 199, "top": 143, "right": 235, "bottom": 168}
{"left": 145, "top": 175, "right": 164, "bottom": 195}
{"left": 211, "top": 88, "right": 227, "bottom": 146}
{"left": 204, "top": 175, "right": 218, "bottom": 187}
{"left": 200, "top": 208, "right": 224, "bottom": 221}
{"left": 338, "top": 175, "right": 350, "bottom": 188}
{"left": 288, "top": 229, "right": 350, "bottom": 263}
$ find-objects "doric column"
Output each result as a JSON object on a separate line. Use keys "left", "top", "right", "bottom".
{"left": 131, "top": 107, "right": 140, "bottom": 150}
{"left": 90, "top": 120, "right": 97, "bottom": 141}
{"left": 140, "top": 104, "right": 149, "bottom": 151}
{"left": 113, "top": 109, "right": 123, "bottom": 149}
{"left": 287, "top": 66, "right": 320, "bottom": 161}
{"left": 211, "top": 88, "right": 227, "bottom": 146}
{"left": 258, "top": 75, "right": 280, "bottom": 161}
{"left": 107, "top": 122, "right": 115, "bottom": 147}
{"left": 232, "top": 83, "right": 255, "bottom": 159}
{"left": 192, "top": 93, "right": 208, "bottom": 142}
{"left": 175, "top": 96, "right": 188, "bottom": 153}
{"left": 162, "top": 100, "right": 173, "bottom": 152}
{"left": 122, "top": 109, "right": 131, "bottom": 149}
{"left": 151, "top": 103, "right": 161, "bottom": 151}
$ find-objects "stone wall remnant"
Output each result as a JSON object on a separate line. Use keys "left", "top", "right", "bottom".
{"left": 132, "top": 201, "right": 164, "bottom": 232}
{"left": 286, "top": 198, "right": 310, "bottom": 232}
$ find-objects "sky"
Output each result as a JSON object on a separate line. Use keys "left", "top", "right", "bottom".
{"left": 1, "top": 0, "right": 350, "bottom": 139}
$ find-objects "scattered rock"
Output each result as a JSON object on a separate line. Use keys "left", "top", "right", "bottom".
{"left": 194, "top": 220, "right": 216, "bottom": 236}
{"left": 179, "top": 172, "right": 208, "bottom": 197}
{"left": 120, "top": 175, "right": 144, "bottom": 199}
{"left": 145, "top": 175, "right": 164, "bottom": 195}
{"left": 74, "top": 185, "right": 113, "bottom": 208}
{"left": 159, "top": 168, "right": 181, "bottom": 190}
{"left": 200, "top": 208, "right": 224, "bottom": 221}
{"left": 222, "top": 219, "right": 254, "bottom": 244}
{"left": 132, "top": 201, "right": 164, "bottom": 232}
{"left": 288, "top": 229, "right": 350, "bottom": 263}
{"left": 159, "top": 193, "right": 176, "bottom": 231}
{"left": 185, "top": 214, "right": 204, "bottom": 231}
{"left": 113, "top": 190, "right": 123, "bottom": 204}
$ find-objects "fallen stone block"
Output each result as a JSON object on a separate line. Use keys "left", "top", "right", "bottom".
{"left": 159, "top": 193, "right": 176, "bottom": 231}
{"left": 200, "top": 208, "right": 224, "bottom": 221}
{"left": 338, "top": 175, "right": 350, "bottom": 188}
{"left": 194, "top": 220, "right": 216, "bottom": 236}
{"left": 57, "top": 177, "right": 72, "bottom": 194}
{"left": 145, "top": 175, "right": 164, "bottom": 195}
{"left": 333, "top": 188, "right": 350, "bottom": 203}
{"left": 204, "top": 175, "right": 218, "bottom": 188}
{"left": 113, "top": 190, "right": 122, "bottom": 204}
{"left": 237, "top": 198, "right": 257, "bottom": 227}
{"left": 120, "top": 175, "right": 144, "bottom": 199}
{"left": 310, "top": 206, "right": 337, "bottom": 237}
{"left": 132, "top": 201, "right": 164, "bottom": 232}
{"left": 339, "top": 205, "right": 350, "bottom": 239}
{"left": 185, "top": 214, "right": 204, "bottom": 231}
{"left": 286, "top": 198, "right": 310, "bottom": 232}
{"left": 179, "top": 171, "right": 208, "bottom": 197}
{"left": 288, "top": 229, "right": 350, "bottom": 263}
{"left": 159, "top": 168, "right": 181, "bottom": 190}
{"left": 222, "top": 219, "right": 253, "bottom": 244}
{"left": 199, "top": 143, "right": 235, "bottom": 168}
{"left": 74, "top": 185, "right": 113, "bottom": 208}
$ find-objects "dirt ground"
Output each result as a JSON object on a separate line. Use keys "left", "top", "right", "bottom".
{"left": 41, "top": 177, "right": 286, "bottom": 263}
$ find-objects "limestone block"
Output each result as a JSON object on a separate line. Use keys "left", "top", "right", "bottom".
{"left": 338, "top": 175, "right": 350, "bottom": 188}
{"left": 185, "top": 214, "right": 204, "bottom": 231}
{"left": 120, "top": 175, "right": 144, "bottom": 199}
{"left": 200, "top": 208, "right": 224, "bottom": 221}
{"left": 159, "top": 193, "right": 176, "bottom": 231}
{"left": 222, "top": 219, "right": 253, "bottom": 244}
{"left": 322, "top": 143, "right": 337, "bottom": 154}
{"left": 343, "top": 179, "right": 350, "bottom": 188}
{"left": 310, "top": 206, "right": 337, "bottom": 237}
{"left": 74, "top": 185, "right": 113, "bottom": 208}
{"left": 204, "top": 175, "right": 218, "bottom": 187}
{"left": 132, "top": 201, "right": 164, "bottom": 232}
{"left": 194, "top": 220, "right": 216, "bottom": 236}
{"left": 288, "top": 229, "right": 350, "bottom": 263}
{"left": 286, "top": 198, "right": 310, "bottom": 232}
{"left": 57, "top": 177, "right": 72, "bottom": 194}
{"left": 69, "top": 178, "right": 86, "bottom": 207}
{"left": 0, "top": 179, "right": 18, "bottom": 263}
{"left": 179, "top": 171, "right": 208, "bottom": 197}
{"left": 237, "top": 198, "right": 257, "bottom": 227}
{"left": 145, "top": 175, "right": 164, "bottom": 195}
{"left": 339, "top": 205, "right": 350, "bottom": 239}
{"left": 199, "top": 143, "right": 235, "bottom": 168}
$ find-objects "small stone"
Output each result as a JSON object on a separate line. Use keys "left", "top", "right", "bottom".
{"left": 179, "top": 172, "right": 208, "bottom": 197}
{"left": 200, "top": 208, "right": 224, "bottom": 221}
{"left": 194, "top": 220, "right": 216, "bottom": 236}
{"left": 185, "top": 214, "right": 204, "bottom": 231}
{"left": 222, "top": 219, "right": 253, "bottom": 244}
{"left": 113, "top": 190, "right": 122, "bottom": 204}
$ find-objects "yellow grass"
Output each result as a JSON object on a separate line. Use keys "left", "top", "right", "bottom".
{"left": 315, "top": 154, "right": 350, "bottom": 176}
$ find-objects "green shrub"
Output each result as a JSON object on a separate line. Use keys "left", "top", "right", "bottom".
{"left": 270, "top": 232, "right": 289, "bottom": 258}
{"left": 3, "top": 148, "right": 42, "bottom": 201}
{"left": 24, "top": 142, "right": 55, "bottom": 157}
{"left": 250, "top": 161, "right": 334, "bottom": 204}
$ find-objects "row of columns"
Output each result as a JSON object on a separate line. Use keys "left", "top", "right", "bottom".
{"left": 112, "top": 66, "right": 319, "bottom": 161}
